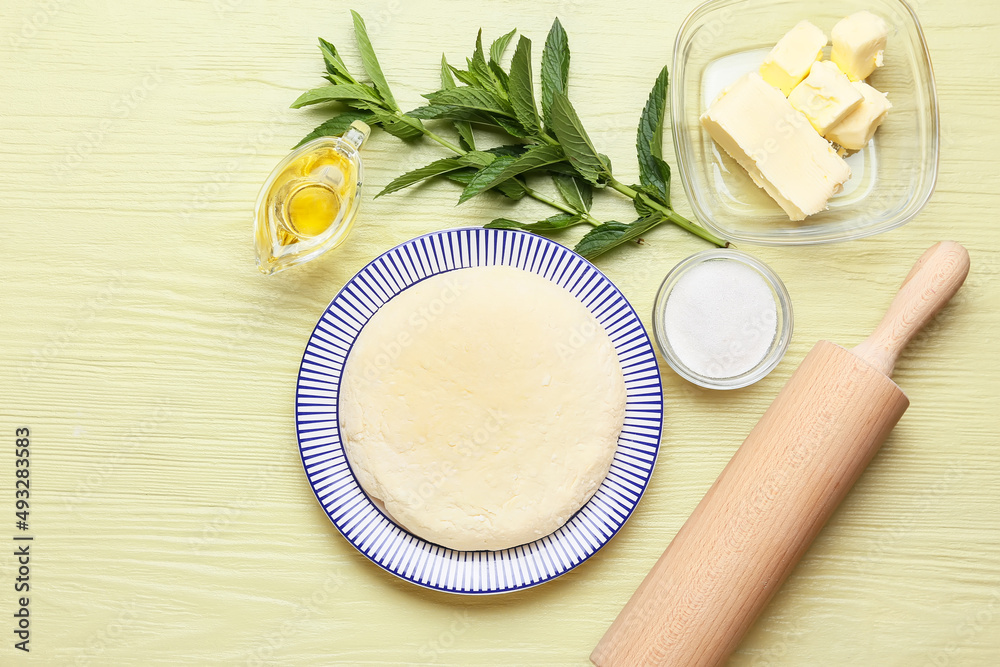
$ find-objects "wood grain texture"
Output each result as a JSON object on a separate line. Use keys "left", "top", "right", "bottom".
{"left": 592, "top": 342, "right": 911, "bottom": 666}
{"left": 1, "top": 1, "right": 998, "bottom": 665}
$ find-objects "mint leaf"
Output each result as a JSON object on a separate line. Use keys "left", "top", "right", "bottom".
{"left": 448, "top": 65, "right": 480, "bottom": 88}
{"left": 630, "top": 184, "right": 670, "bottom": 218}
{"left": 413, "top": 106, "right": 522, "bottom": 136}
{"left": 637, "top": 65, "right": 671, "bottom": 203}
{"left": 456, "top": 150, "right": 497, "bottom": 168}
{"left": 318, "top": 38, "right": 356, "bottom": 83}
{"left": 468, "top": 30, "right": 505, "bottom": 99}
{"left": 508, "top": 36, "right": 541, "bottom": 135}
{"left": 548, "top": 92, "right": 611, "bottom": 184}
{"left": 489, "top": 29, "right": 517, "bottom": 64}
{"left": 369, "top": 108, "right": 423, "bottom": 140}
{"left": 458, "top": 144, "right": 564, "bottom": 202}
{"left": 380, "top": 150, "right": 502, "bottom": 199}
{"left": 484, "top": 144, "right": 528, "bottom": 158}
{"left": 496, "top": 143, "right": 564, "bottom": 173}
{"left": 456, "top": 156, "right": 537, "bottom": 203}
{"left": 489, "top": 61, "right": 510, "bottom": 92}
{"left": 541, "top": 18, "right": 570, "bottom": 127}
{"left": 574, "top": 215, "right": 663, "bottom": 259}
{"left": 485, "top": 213, "right": 588, "bottom": 232}
{"left": 471, "top": 29, "right": 488, "bottom": 76}
{"left": 443, "top": 168, "right": 475, "bottom": 185}
{"left": 291, "top": 83, "right": 383, "bottom": 108}
{"left": 424, "top": 87, "right": 511, "bottom": 116}
{"left": 440, "top": 56, "right": 457, "bottom": 86}
{"left": 407, "top": 104, "right": 493, "bottom": 125}
{"left": 458, "top": 155, "right": 518, "bottom": 203}
{"left": 631, "top": 185, "right": 656, "bottom": 217}
{"left": 490, "top": 113, "right": 529, "bottom": 138}
{"left": 378, "top": 157, "right": 466, "bottom": 197}
{"left": 552, "top": 173, "right": 592, "bottom": 212}
{"left": 493, "top": 179, "right": 528, "bottom": 200}
{"left": 445, "top": 167, "right": 526, "bottom": 200}
{"left": 295, "top": 111, "right": 375, "bottom": 148}
{"left": 441, "top": 55, "right": 476, "bottom": 150}
{"left": 350, "top": 11, "right": 398, "bottom": 111}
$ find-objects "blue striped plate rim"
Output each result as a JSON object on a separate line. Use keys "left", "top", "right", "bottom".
{"left": 295, "top": 228, "right": 663, "bottom": 594}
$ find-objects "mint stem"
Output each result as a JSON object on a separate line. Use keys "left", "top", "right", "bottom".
{"left": 410, "top": 120, "right": 466, "bottom": 155}
{"left": 523, "top": 186, "right": 601, "bottom": 224}
{"left": 606, "top": 177, "right": 728, "bottom": 248}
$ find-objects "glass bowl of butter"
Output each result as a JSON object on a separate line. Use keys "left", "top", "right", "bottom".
{"left": 671, "top": 0, "right": 938, "bottom": 245}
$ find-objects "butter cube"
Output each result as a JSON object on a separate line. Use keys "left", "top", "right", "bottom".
{"left": 759, "top": 21, "right": 828, "bottom": 95}
{"left": 831, "top": 11, "right": 889, "bottom": 81}
{"left": 701, "top": 72, "right": 851, "bottom": 221}
{"left": 788, "top": 60, "right": 864, "bottom": 135}
{"left": 826, "top": 82, "right": 892, "bottom": 151}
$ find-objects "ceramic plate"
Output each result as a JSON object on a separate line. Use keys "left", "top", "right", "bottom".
{"left": 295, "top": 228, "right": 663, "bottom": 594}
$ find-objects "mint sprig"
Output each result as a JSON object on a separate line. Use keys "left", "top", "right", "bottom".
{"left": 292, "top": 14, "right": 729, "bottom": 259}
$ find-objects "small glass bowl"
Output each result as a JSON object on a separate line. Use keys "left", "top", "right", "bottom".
{"left": 653, "top": 250, "right": 793, "bottom": 389}
{"left": 671, "top": 0, "right": 939, "bottom": 245}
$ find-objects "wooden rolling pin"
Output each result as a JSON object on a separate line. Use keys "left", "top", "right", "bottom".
{"left": 592, "top": 241, "right": 970, "bottom": 667}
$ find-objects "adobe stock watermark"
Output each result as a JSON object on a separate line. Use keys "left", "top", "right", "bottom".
{"left": 747, "top": 619, "right": 806, "bottom": 667}
{"left": 357, "top": 0, "right": 402, "bottom": 38}
{"left": 398, "top": 407, "right": 508, "bottom": 514}
{"left": 214, "top": 0, "right": 401, "bottom": 34}
{"left": 19, "top": 269, "right": 127, "bottom": 383}
{"left": 188, "top": 463, "right": 277, "bottom": 553}
{"left": 750, "top": 109, "right": 820, "bottom": 167}
{"left": 243, "top": 569, "right": 346, "bottom": 666}
{"left": 54, "top": 67, "right": 164, "bottom": 183}
{"left": 555, "top": 319, "right": 600, "bottom": 361}
{"left": 7, "top": 0, "right": 72, "bottom": 50}
{"left": 452, "top": 408, "right": 508, "bottom": 460}
{"left": 349, "top": 275, "right": 465, "bottom": 390}
{"left": 73, "top": 597, "right": 142, "bottom": 667}
{"left": 924, "top": 588, "right": 1000, "bottom": 667}
{"left": 731, "top": 386, "right": 841, "bottom": 534}
{"left": 851, "top": 462, "right": 966, "bottom": 574}
{"left": 702, "top": 309, "right": 776, "bottom": 380}
{"left": 691, "top": 6, "right": 739, "bottom": 52}
{"left": 62, "top": 402, "right": 175, "bottom": 513}
{"left": 176, "top": 108, "right": 290, "bottom": 226}
{"left": 417, "top": 609, "right": 472, "bottom": 662}
{"left": 401, "top": 460, "right": 458, "bottom": 513}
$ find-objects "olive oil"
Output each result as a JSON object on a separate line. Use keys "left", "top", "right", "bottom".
{"left": 254, "top": 121, "right": 369, "bottom": 275}
{"left": 286, "top": 184, "right": 341, "bottom": 237}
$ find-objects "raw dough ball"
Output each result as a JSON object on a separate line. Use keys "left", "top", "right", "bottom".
{"left": 339, "top": 266, "right": 626, "bottom": 551}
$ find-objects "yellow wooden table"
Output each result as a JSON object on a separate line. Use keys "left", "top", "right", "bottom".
{"left": 2, "top": 0, "right": 998, "bottom": 664}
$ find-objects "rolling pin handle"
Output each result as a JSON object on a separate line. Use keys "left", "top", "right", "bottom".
{"left": 851, "top": 241, "right": 970, "bottom": 377}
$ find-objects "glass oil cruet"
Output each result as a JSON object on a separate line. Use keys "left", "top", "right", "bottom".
{"left": 253, "top": 121, "right": 370, "bottom": 275}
